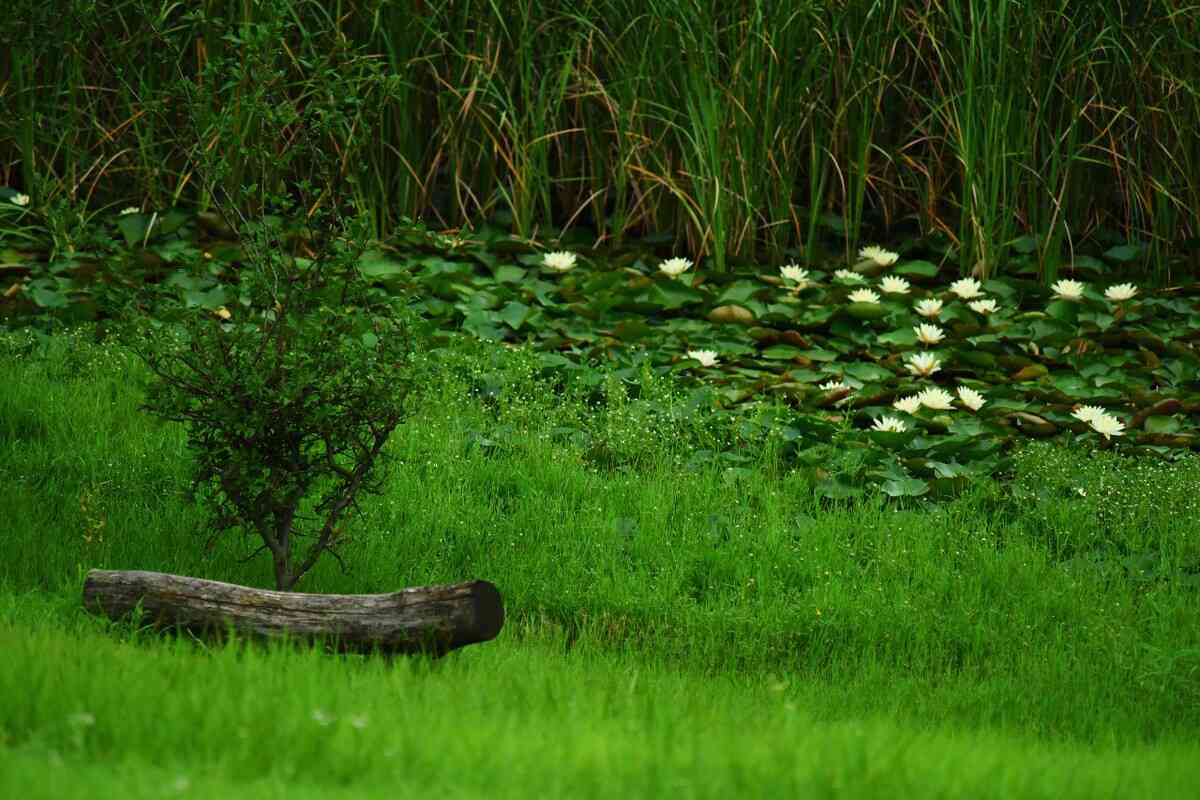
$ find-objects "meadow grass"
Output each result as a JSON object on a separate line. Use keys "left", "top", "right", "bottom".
{"left": 2, "top": 329, "right": 1199, "bottom": 795}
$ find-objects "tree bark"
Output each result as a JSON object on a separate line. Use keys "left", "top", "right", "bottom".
{"left": 82, "top": 570, "right": 503, "bottom": 656}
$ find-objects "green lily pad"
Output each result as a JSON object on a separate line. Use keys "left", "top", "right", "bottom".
{"left": 845, "top": 302, "right": 888, "bottom": 320}
{"left": 894, "top": 259, "right": 940, "bottom": 278}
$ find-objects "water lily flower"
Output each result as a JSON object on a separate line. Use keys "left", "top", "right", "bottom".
{"left": 1088, "top": 412, "right": 1126, "bottom": 439}
{"left": 11, "top": 193, "right": 29, "bottom": 207}
{"left": 834, "top": 269, "right": 866, "bottom": 283}
{"left": 1105, "top": 283, "right": 1138, "bottom": 301}
{"left": 949, "top": 277, "right": 984, "bottom": 299}
{"left": 905, "top": 352, "right": 941, "bottom": 377}
{"left": 968, "top": 298, "right": 999, "bottom": 315}
{"left": 914, "top": 323, "right": 944, "bottom": 345}
{"left": 859, "top": 246, "right": 899, "bottom": 267}
{"left": 879, "top": 276, "right": 910, "bottom": 294}
{"left": 847, "top": 288, "right": 880, "bottom": 304}
{"left": 686, "top": 349, "right": 718, "bottom": 367}
{"left": 956, "top": 386, "right": 986, "bottom": 411}
{"left": 917, "top": 386, "right": 955, "bottom": 410}
{"left": 542, "top": 251, "right": 577, "bottom": 272}
{"left": 819, "top": 379, "right": 848, "bottom": 392}
{"left": 119, "top": 206, "right": 140, "bottom": 216}
{"left": 1071, "top": 405, "right": 1106, "bottom": 424}
{"left": 893, "top": 394, "right": 922, "bottom": 414}
{"left": 659, "top": 257, "right": 692, "bottom": 277}
{"left": 1052, "top": 279, "right": 1086, "bottom": 301}
{"left": 780, "top": 264, "right": 811, "bottom": 288}
{"left": 872, "top": 415, "right": 908, "bottom": 433}
{"left": 915, "top": 298, "right": 943, "bottom": 319}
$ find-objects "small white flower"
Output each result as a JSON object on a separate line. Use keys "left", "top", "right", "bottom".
{"left": 780, "top": 264, "right": 811, "bottom": 287}
{"left": 687, "top": 349, "right": 718, "bottom": 367}
{"left": 879, "top": 276, "right": 910, "bottom": 294}
{"left": 659, "top": 257, "right": 692, "bottom": 277}
{"left": 1052, "top": 279, "right": 1086, "bottom": 301}
{"left": 859, "top": 245, "right": 899, "bottom": 267}
{"left": 905, "top": 352, "right": 941, "bottom": 377}
{"left": 917, "top": 386, "right": 955, "bottom": 411}
{"left": 214, "top": 306, "right": 232, "bottom": 320}
{"left": 956, "top": 386, "right": 986, "bottom": 411}
{"left": 11, "top": 193, "right": 30, "bottom": 207}
{"left": 1071, "top": 405, "right": 1106, "bottom": 424}
{"left": 968, "top": 298, "right": 999, "bottom": 315}
{"left": 119, "top": 206, "right": 140, "bottom": 216}
{"left": 893, "top": 394, "right": 922, "bottom": 414}
{"left": 834, "top": 269, "right": 866, "bottom": 283}
{"left": 820, "top": 379, "right": 848, "bottom": 392}
{"left": 1105, "top": 283, "right": 1138, "bottom": 301}
{"left": 311, "top": 709, "right": 335, "bottom": 726}
{"left": 1088, "top": 413, "right": 1126, "bottom": 440}
{"left": 349, "top": 714, "right": 369, "bottom": 730}
{"left": 949, "top": 277, "right": 984, "bottom": 299}
{"left": 915, "top": 298, "right": 943, "bottom": 319}
{"left": 847, "top": 288, "right": 880, "bottom": 304}
{"left": 914, "top": 323, "right": 944, "bottom": 345}
{"left": 542, "top": 251, "right": 577, "bottom": 272}
{"left": 872, "top": 415, "right": 908, "bottom": 433}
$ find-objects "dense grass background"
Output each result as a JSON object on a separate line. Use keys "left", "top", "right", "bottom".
{"left": 2, "top": 329, "right": 1198, "bottom": 753}
{"left": 4, "top": 0, "right": 1200, "bottom": 277}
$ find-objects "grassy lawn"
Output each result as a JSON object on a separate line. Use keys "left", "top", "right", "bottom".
{"left": 2, "top": 330, "right": 1198, "bottom": 797}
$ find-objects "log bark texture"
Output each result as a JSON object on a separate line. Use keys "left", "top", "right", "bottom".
{"left": 82, "top": 570, "right": 503, "bottom": 656}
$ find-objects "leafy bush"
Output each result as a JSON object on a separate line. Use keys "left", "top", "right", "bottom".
{"left": 121, "top": 216, "right": 427, "bottom": 589}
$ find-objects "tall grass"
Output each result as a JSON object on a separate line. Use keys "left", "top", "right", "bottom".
{"left": 5, "top": 0, "right": 1199, "bottom": 278}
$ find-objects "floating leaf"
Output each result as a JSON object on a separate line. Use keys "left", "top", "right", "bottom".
{"left": 894, "top": 259, "right": 939, "bottom": 278}
{"left": 496, "top": 301, "right": 531, "bottom": 330}
{"left": 881, "top": 476, "right": 929, "bottom": 497}
{"left": 708, "top": 304, "right": 755, "bottom": 325}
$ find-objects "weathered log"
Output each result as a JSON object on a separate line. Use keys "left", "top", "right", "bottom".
{"left": 82, "top": 570, "right": 503, "bottom": 656}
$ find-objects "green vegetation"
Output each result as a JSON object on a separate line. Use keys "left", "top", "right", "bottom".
{"left": 2, "top": 1, "right": 1199, "bottom": 795}
{"left": 4, "top": 0, "right": 1200, "bottom": 276}
{"left": 2, "top": 333, "right": 1199, "bottom": 796}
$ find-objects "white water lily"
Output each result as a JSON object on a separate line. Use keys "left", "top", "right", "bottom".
{"left": 686, "top": 349, "right": 719, "bottom": 367}
{"left": 1088, "top": 412, "right": 1126, "bottom": 439}
{"left": 968, "top": 298, "right": 999, "bottom": 315}
{"left": 819, "top": 379, "right": 848, "bottom": 392}
{"left": 834, "top": 269, "right": 866, "bottom": 283}
{"left": 917, "top": 386, "right": 955, "bottom": 411}
{"left": 905, "top": 352, "right": 941, "bottom": 377}
{"left": 956, "top": 386, "right": 986, "bottom": 411}
{"left": 1105, "top": 283, "right": 1138, "bottom": 301}
{"left": 847, "top": 288, "right": 880, "bottom": 304}
{"left": 879, "top": 276, "right": 910, "bottom": 294}
{"left": 859, "top": 245, "right": 899, "bottom": 267}
{"left": 915, "top": 298, "right": 943, "bottom": 319}
{"left": 1052, "top": 279, "right": 1086, "bottom": 301}
{"left": 780, "top": 264, "right": 811, "bottom": 287}
{"left": 659, "top": 257, "right": 692, "bottom": 277}
{"left": 872, "top": 415, "right": 908, "bottom": 433}
{"left": 949, "top": 277, "right": 984, "bottom": 299}
{"left": 893, "top": 394, "right": 922, "bottom": 414}
{"left": 914, "top": 323, "right": 944, "bottom": 345}
{"left": 119, "top": 206, "right": 140, "bottom": 216}
{"left": 542, "top": 251, "right": 577, "bottom": 272}
{"left": 1071, "top": 405, "right": 1107, "bottom": 424}
{"left": 11, "top": 193, "right": 29, "bottom": 207}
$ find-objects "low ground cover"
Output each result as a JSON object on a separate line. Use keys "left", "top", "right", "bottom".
{"left": 1, "top": 331, "right": 1198, "bottom": 796}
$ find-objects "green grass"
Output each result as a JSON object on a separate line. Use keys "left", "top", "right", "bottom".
{"left": 1, "top": 329, "right": 1199, "bottom": 796}
{"left": 5, "top": 0, "right": 1199, "bottom": 277}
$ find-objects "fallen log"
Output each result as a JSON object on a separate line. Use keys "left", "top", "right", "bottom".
{"left": 82, "top": 569, "right": 503, "bottom": 656}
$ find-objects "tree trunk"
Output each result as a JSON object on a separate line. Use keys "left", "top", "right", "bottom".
{"left": 82, "top": 570, "right": 503, "bottom": 656}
